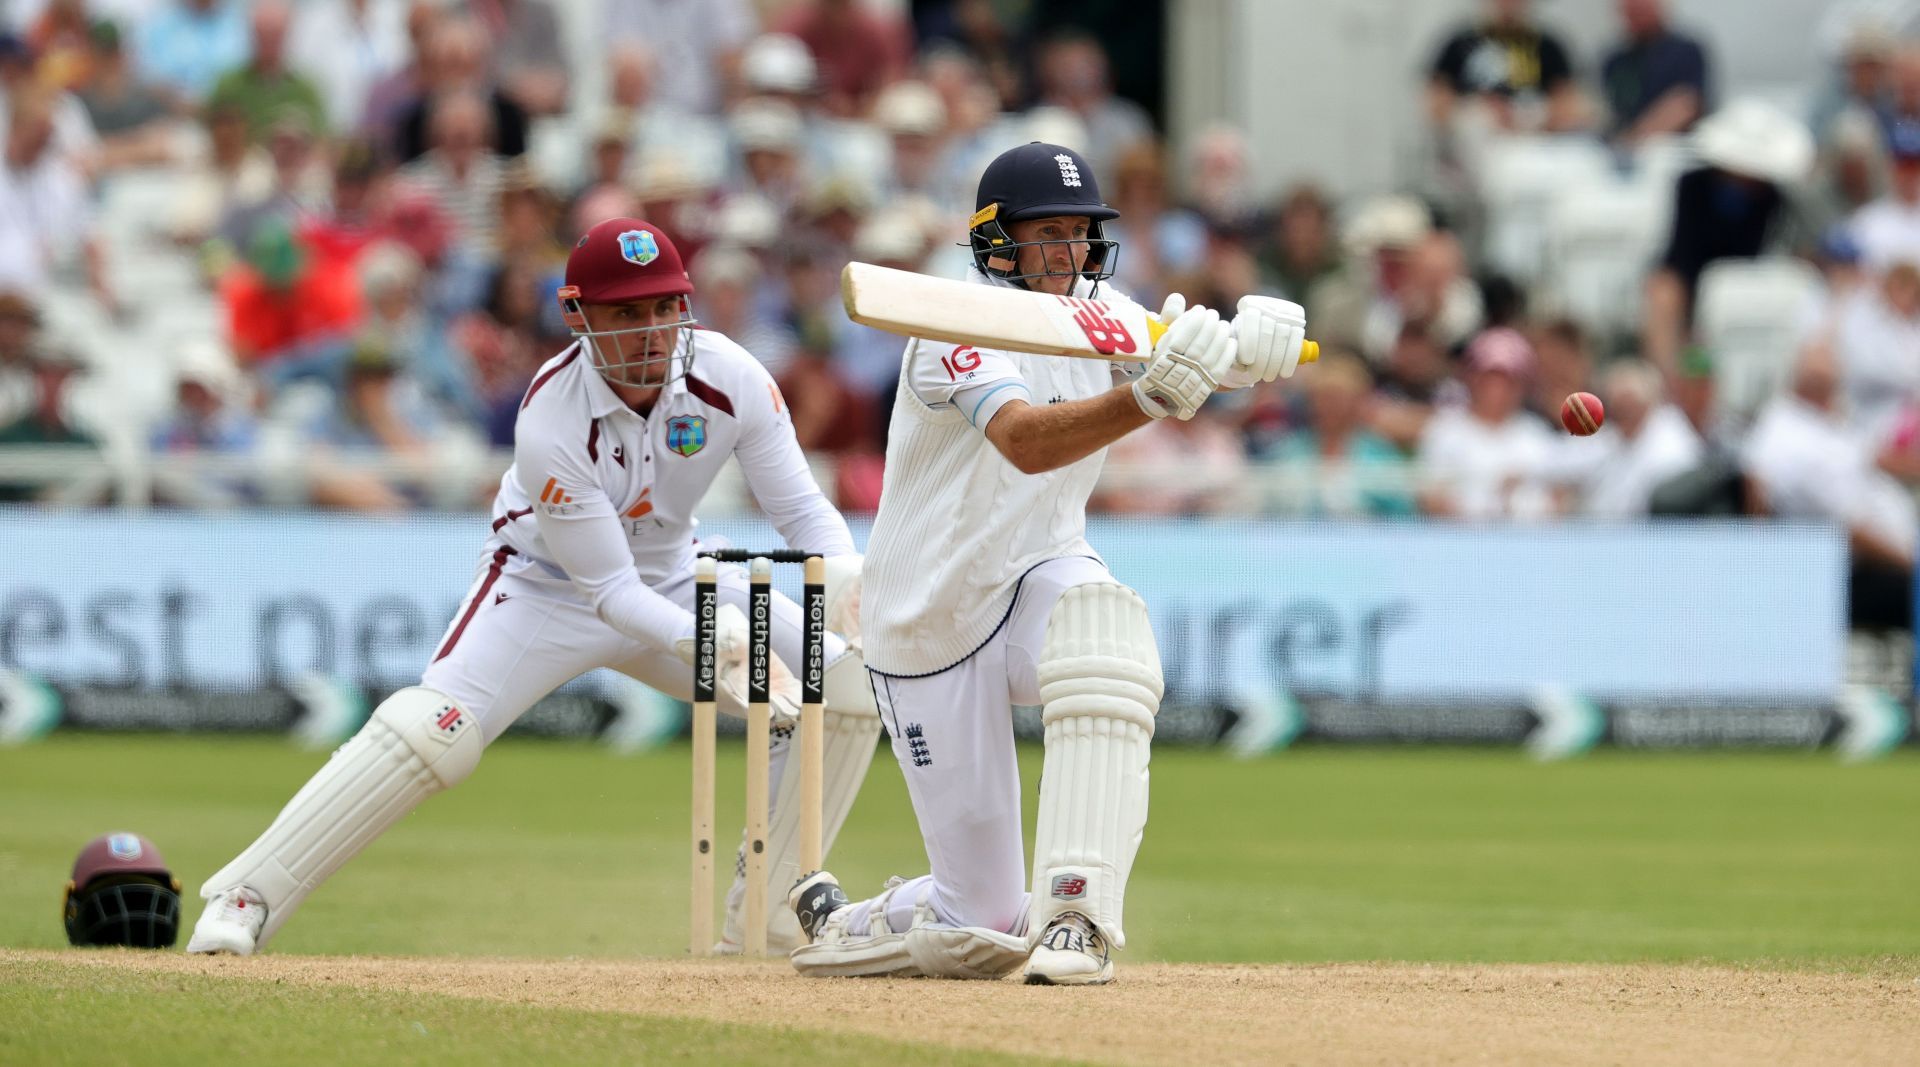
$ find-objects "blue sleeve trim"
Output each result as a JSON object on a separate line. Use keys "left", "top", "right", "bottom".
{"left": 964, "top": 381, "right": 1030, "bottom": 427}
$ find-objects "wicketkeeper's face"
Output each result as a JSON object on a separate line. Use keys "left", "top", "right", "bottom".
{"left": 1007, "top": 216, "right": 1092, "bottom": 296}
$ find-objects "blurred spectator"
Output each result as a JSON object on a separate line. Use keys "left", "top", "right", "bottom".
{"left": 1102, "top": 140, "right": 1203, "bottom": 306}
{"left": 0, "top": 289, "right": 37, "bottom": 425}
{"left": 134, "top": 0, "right": 249, "bottom": 105}
{"left": 912, "top": 0, "right": 1023, "bottom": 110}
{"left": 1601, "top": 0, "right": 1710, "bottom": 149}
{"left": 1095, "top": 409, "right": 1247, "bottom": 516}
{"left": 832, "top": 207, "right": 924, "bottom": 415}
{"left": 1028, "top": 31, "right": 1149, "bottom": 175}
{"left": 1885, "top": 44, "right": 1920, "bottom": 133}
{"left": 1570, "top": 359, "right": 1703, "bottom": 517}
{"left": 1167, "top": 225, "right": 1267, "bottom": 317}
{"left": 1808, "top": 109, "right": 1888, "bottom": 239}
{"left": 773, "top": 0, "right": 910, "bottom": 118}
{"left": 354, "top": 239, "right": 469, "bottom": 419}
{"left": 1257, "top": 184, "right": 1340, "bottom": 302}
{"left": 290, "top": 0, "right": 409, "bottom": 134}
{"left": 1416, "top": 327, "right": 1556, "bottom": 520}
{"left": 0, "top": 342, "right": 95, "bottom": 501}
{"left": 73, "top": 19, "right": 175, "bottom": 169}
{"left": 0, "top": 31, "right": 99, "bottom": 170}
{"left": 1528, "top": 317, "right": 1592, "bottom": 421}
{"left": 1310, "top": 196, "right": 1481, "bottom": 366}
{"left": 360, "top": 0, "right": 439, "bottom": 155}
{"left": 24, "top": 0, "right": 94, "bottom": 91}
{"left": 216, "top": 108, "right": 331, "bottom": 250}
{"left": 154, "top": 339, "right": 254, "bottom": 450}
{"left": 204, "top": 1, "right": 326, "bottom": 140}
{"left": 1744, "top": 341, "right": 1914, "bottom": 629}
{"left": 398, "top": 91, "right": 505, "bottom": 258}
{"left": 1809, "top": 18, "right": 1894, "bottom": 146}
{"left": 302, "top": 140, "right": 388, "bottom": 263}
{"left": 168, "top": 99, "right": 271, "bottom": 247}
{"left": 1426, "top": 0, "right": 1583, "bottom": 135}
{"left": 919, "top": 45, "right": 1006, "bottom": 191}
{"left": 774, "top": 242, "right": 867, "bottom": 450}
{"left": 741, "top": 32, "right": 820, "bottom": 112}
{"left": 1181, "top": 123, "right": 1254, "bottom": 230}
{"left": 393, "top": 15, "right": 527, "bottom": 162}
{"left": 221, "top": 217, "right": 362, "bottom": 371}
{"left": 601, "top": 0, "right": 756, "bottom": 117}
{"left": 1670, "top": 343, "right": 1721, "bottom": 443}
{"left": 0, "top": 88, "right": 110, "bottom": 304}
{"left": 1370, "top": 322, "right": 1463, "bottom": 451}
{"left": 451, "top": 257, "right": 554, "bottom": 444}
{"left": 603, "top": 42, "right": 729, "bottom": 198}
{"left": 731, "top": 99, "right": 807, "bottom": 213}
{"left": 1832, "top": 260, "right": 1920, "bottom": 444}
{"left": 1643, "top": 101, "right": 1812, "bottom": 371}
{"left": 569, "top": 111, "right": 637, "bottom": 237}
{"left": 148, "top": 338, "right": 259, "bottom": 504}
{"left": 1264, "top": 350, "right": 1413, "bottom": 518}
{"left": 494, "top": 170, "right": 566, "bottom": 272}
{"left": 873, "top": 79, "right": 950, "bottom": 207}
{"left": 693, "top": 244, "right": 795, "bottom": 377}
{"left": 1849, "top": 121, "right": 1920, "bottom": 275}
{"left": 298, "top": 336, "right": 441, "bottom": 455}
{"left": 470, "top": 0, "right": 567, "bottom": 116}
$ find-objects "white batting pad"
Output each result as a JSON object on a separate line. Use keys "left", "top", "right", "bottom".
{"left": 906, "top": 919, "right": 1031, "bottom": 980}
{"left": 724, "top": 650, "right": 881, "bottom": 950}
{"left": 791, "top": 884, "right": 1025, "bottom": 980}
{"left": 1029, "top": 581, "right": 1161, "bottom": 949}
{"left": 198, "top": 687, "right": 483, "bottom": 948}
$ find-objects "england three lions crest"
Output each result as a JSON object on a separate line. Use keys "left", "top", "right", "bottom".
{"left": 666, "top": 415, "right": 707, "bottom": 457}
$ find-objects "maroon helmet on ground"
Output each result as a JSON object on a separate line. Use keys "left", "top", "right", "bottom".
{"left": 557, "top": 217, "right": 699, "bottom": 388}
{"left": 63, "top": 832, "right": 183, "bottom": 948}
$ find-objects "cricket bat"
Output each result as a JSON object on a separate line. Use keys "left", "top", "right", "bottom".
{"left": 841, "top": 261, "right": 1319, "bottom": 367}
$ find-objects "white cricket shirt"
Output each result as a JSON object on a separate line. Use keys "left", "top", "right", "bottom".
{"left": 862, "top": 267, "right": 1141, "bottom": 675}
{"left": 487, "top": 329, "right": 853, "bottom": 651}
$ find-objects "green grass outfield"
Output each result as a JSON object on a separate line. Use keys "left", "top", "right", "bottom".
{"left": 3, "top": 735, "right": 1915, "bottom": 967}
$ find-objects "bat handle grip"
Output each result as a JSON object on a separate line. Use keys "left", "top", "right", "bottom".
{"left": 1299, "top": 340, "right": 1320, "bottom": 365}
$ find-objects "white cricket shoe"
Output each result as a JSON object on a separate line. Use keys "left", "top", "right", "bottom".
{"left": 185, "top": 887, "right": 267, "bottom": 955}
{"left": 1024, "top": 912, "right": 1113, "bottom": 985}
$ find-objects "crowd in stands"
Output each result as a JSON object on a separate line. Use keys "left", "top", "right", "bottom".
{"left": 0, "top": 0, "right": 1915, "bottom": 624}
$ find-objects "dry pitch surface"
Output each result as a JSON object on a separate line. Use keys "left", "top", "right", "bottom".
{"left": 9, "top": 949, "right": 1916, "bottom": 1066}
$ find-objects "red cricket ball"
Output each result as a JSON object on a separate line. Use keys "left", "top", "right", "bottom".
{"left": 1560, "top": 391, "right": 1605, "bottom": 436}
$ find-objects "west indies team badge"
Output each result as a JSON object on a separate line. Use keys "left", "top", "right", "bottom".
{"left": 666, "top": 415, "right": 707, "bottom": 457}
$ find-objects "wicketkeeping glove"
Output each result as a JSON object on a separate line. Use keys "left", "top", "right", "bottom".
{"left": 675, "top": 603, "right": 803, "bottom": 727}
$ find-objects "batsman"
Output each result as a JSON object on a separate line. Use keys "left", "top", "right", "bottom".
{"left": 188, "top": 218, "right": 880, "bottom": 956}
{"left": 789, "top": 142, "right": 1307, "bottom": 984}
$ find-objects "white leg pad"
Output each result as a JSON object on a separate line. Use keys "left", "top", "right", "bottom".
{"left": 791, "top": 886, "right": 1025, "bottom": 981}
{"left": 906, "top": 918, "right": 1030, "bottom": 980}
{"left": 724, "top": 650, "right": 881, "bottom": 951}
{"left": 1029, "top": 581, "right": 1160, "bottom": 950}
{"left": 199, "top": 687, "right": 482, "bottom": 948}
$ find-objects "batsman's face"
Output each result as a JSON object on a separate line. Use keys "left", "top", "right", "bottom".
{"left": 1008, "top": 216, "right": 1091, "bottom": 296}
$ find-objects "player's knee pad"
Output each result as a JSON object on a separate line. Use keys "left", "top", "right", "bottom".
{"left": 1030, "top": 581, "right": 1160, "bottom": 950}
{"left": 1036, "top": 581, "right": 1162, "bottom": 732}
{"left": 737, "top": 649, "right": 882, "bottom": 950}
{"left": 200, "top": 687, "right": 482, "bottom": 947}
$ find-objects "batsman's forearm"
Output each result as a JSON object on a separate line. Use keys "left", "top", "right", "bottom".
{"left": 984, "top": 388, "right": 1152, "bottom": 474}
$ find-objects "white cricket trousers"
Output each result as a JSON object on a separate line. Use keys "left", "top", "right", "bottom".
{"left": 860, "top": 555, "right": 1112, "bottom": 937}
{"left": 421, "top": 544, "right": 843, "bottom": 744}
